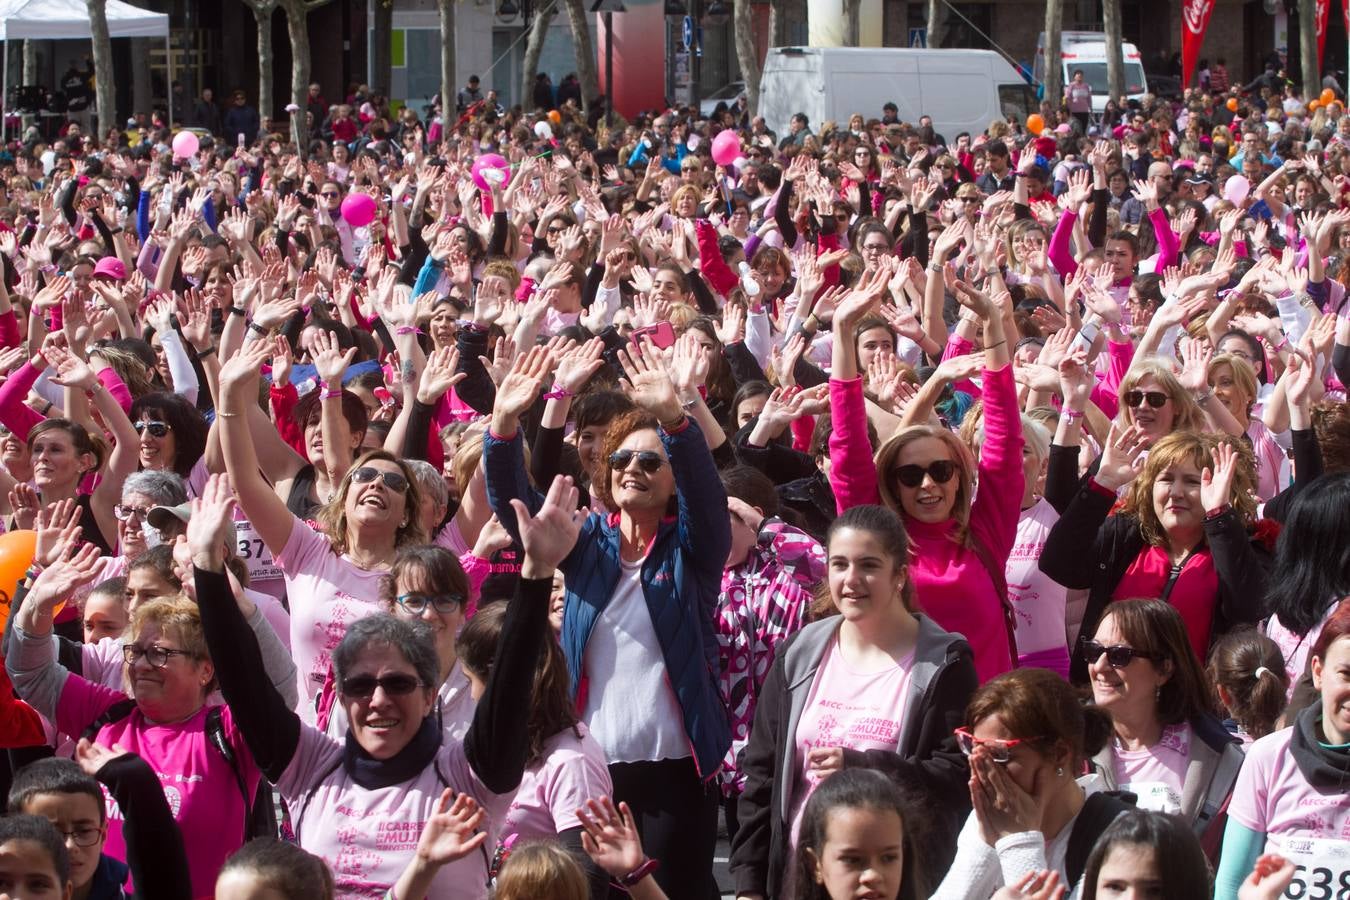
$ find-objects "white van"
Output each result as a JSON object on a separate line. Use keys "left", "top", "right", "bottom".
{"left": 1034, "top": 31, "right": 1149, "bottom": 113}
{"left": 758, "top": 47, "right": 1037, "bottom": 144}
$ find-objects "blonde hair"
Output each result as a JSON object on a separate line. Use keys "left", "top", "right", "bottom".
{"left": 493, "top": 841, "right": 588, "bottom": 900}
{"left": 126, "top": 596, "right": 211, "bottom": 697}
{"left": 669, "top": 184, "right": 702, "bottom": 217}
{"left": 873, "top": 425, "right": 981, "bottom": 546}
{"left": 1208, "top": 352, "right": 1258, "bottom": 417}
{"left": 1117, "top": 359, "right": 1205, "bottom": 432}
{"left": 1120, "top": 430, "right": 1258, "bottom": 546}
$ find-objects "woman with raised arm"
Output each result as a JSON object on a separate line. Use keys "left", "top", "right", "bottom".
{"left": 190, "top": 471, "right": 574, "bottom": 898}
{"left": 826, "top": 271, "right": 1024, "bottom": 683}
{"left": 482, "top": 340, "right": 731, "bottom": 899}
{"left": 215, "top": 337, "right": 427, "bottom": 723}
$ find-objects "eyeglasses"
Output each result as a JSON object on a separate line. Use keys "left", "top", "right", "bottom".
{"left": 320, "top": 191, "right": 340, "bottom": 198}
{"left": 953, "top": 727, "right": 1041, "bottom": 765}
{"left": 1078, "top": 637, "right": 1159, "bottom": 668}
{"left": 609, "top": 449, "right": 666, "bottom": 473}
{"left": 1124, "top": 389, "right": 1169, "bottom": 409}
{"left": 395, "top": 593, "right": 465, "bottom": 614}
{"left": 892, "top": 460, "right": 958, "bottom": 488}
{"left": 861, "top": 242, "right": 891, "bottom": 253}
{"left": 123, "top": 644, "right": 196, "bottom": 668}
{"left": 55, "top": 826, "right": 102, "bottom": 848}
{"left": 113, "top": 504, "right": 155, "bottom": 523}
{"left": 133, "top": 420, "right": 171, "bottom": 438}
{"left": 350, "top": 466, "right": 410, "bottom": 493}
{"left": 340, "top": 673, "right": 423, "bottom": 699}
{"left": 546, "top": 225, "right": 567, "bottom": 235}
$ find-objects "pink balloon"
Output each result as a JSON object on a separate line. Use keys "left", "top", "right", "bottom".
{"left": 340, "top": 193, "right": 376, "bottom": 228}
{"left": 471, "top": 154, "right": 510, "bottom": 191}
{"left": 1224, "top": 174, "right": 1250, "bottom": 205}
{"left": 171, "top": 130, "right": 199, "bottom": 159}
{"left": 711, "top": 130, "right": 741, "bottom": 166}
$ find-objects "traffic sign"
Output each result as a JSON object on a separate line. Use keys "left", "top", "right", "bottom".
{"left": 682, "top": 15, "right": 694, "bottom": 50}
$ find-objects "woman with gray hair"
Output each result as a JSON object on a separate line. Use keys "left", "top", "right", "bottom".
{"left": 192, "top": 471, "right": 584, "bottom": 898}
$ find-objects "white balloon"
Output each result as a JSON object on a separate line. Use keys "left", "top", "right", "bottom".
{"left": 534, "top": 121, "right": 554, "bottom": 139}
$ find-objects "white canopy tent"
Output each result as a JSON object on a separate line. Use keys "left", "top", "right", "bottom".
{"left": 0, "top": 0, "right": 172, "bottom": 137}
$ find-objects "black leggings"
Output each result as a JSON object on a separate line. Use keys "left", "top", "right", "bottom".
{"left": 608, "top": 758, "right": 720, "bottom": 899}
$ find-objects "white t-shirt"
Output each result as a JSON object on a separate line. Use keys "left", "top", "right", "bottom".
{"left": 581, "top": 557, "right": 689, "bottom": 763}
{"left": 1007, "top": 498, "right": 1070, "bottom": 673}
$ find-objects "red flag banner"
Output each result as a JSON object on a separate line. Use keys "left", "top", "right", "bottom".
{"left": 1319, "top": 0, "right": 1330, "bottom": 69}
{"left": 1181, "top": 0, "right": 1215, "bottom": 88}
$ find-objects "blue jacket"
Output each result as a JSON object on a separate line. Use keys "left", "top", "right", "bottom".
{"left": 483, "top": 419, "right": 731, "bottom": 779}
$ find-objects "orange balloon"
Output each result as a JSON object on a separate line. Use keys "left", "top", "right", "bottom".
{"left": 548, "top": 110, "right": 562, "bottom": 125}
{"left": 1322, "top": 88, "right": 1337, "bottom": 105}
{"left": 1311, "top": 99, "right": 1322, "bottom": 110}
{"left": 1026, "top": 113, "right": 1045, "bottom": 135}
{"left": 1226, "top": 97, "right": 1239, "bottom": 112}
{"left": 0, "top": 530, "right": 36, "bottom": 629}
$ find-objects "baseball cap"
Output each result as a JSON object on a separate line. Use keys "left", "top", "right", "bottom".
{"left": 93, "top": 257, "right": 126, "bottom": 281}
{"left": 148, "top": 503, "right": 239, "bottom": 549}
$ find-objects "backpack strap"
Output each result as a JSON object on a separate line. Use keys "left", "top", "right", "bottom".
{"left": 1066, "top": 791, "right": 1135, "bottom": 887}
{"left": 79, "top": 699, "right": 137, "bottom": 744}
{"left": 1194, "top": 740, "right": 1246, "bottom": 838}
{"left": 968, "top": 533, "right": 1020, "bottom": 668}
{"left": 205, "top": 707, "right": 254, "bottom": 843}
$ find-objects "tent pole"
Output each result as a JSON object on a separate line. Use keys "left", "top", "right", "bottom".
{"left": 166, "top": 32, "right": 173, "bottom": 127}
{"left": 3, "top": 37, "right": 9, "bottom": 144}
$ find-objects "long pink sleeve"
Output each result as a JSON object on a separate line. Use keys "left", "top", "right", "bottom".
{"left": 1048, "top": 210, "right": 1079, "bottom": 278}
{"left": 0, "top": 311, "right": 19, "bottom": 349}
{"left": 96, "top": 367, "right": 132, "bottom": 415}
{"left": 790, "top": 415, "right": 814, "bottom": 454}
{"left": 966, "top": 364, "right": 1024, "bottom": 560}
{"left": 1149, "top": 206, "right": 1178, "bottom": 274}
{"left": 695, "top": 220, "right": 738, "bottom": 297}
{"left": 1090, "top": 339, "right": 1134, "bottom": 420}
{"left": 942, "top": 334, "right": 982, "bottom": 399}
{"left": 0, "top": 360, "right": 45, "bottom": 440}
{"left": 826, "top": 376, "right": 881, "bottom": 512}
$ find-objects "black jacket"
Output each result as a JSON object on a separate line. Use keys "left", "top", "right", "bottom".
{"left": 1040, "top": 475, "right": 1272, "bottom": 682}
{"left": 729, "top": 614, "right": 976, "bottom": 897}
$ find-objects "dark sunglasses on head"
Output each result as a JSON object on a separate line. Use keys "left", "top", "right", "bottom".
{"left": 395, "top": 593, "right": 465, "bottom": 615}
{"left": 134, "top": 420, "right": 171, "bottom": 437}
{"left": 892, "top": 460, "right": 958, "bottom": 488}
{"left": 340, "top": 673, "right": 423, "bottom": 699}
{"left": 350, "top": 466, "right": 409, "bottom": 493}
{"left": 1124, "top": 390, "right": 1169, "bottom": 409}
{"left": 609, "top": 449, "right": 666, "bottom": 473}
{"left": 1078, "top": 637, "right": 1159, "bottom": 668}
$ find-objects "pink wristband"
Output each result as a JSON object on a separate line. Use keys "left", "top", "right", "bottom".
{"left": 320, "top": 387, "right": 342, "bottom": 401}
{"left": 543, "top": 384, "right": 572, "bottom": 400}
{"left": 395, "top": 325, "right": 423, "bottom": 336}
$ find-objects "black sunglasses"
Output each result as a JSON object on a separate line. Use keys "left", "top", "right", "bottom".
{"left": 350, "top": 466, "right": 409, "bottom": 493}
{"left": 340, "top": 673, "right": 424, "bottom": 699}
{"left": 609, "top": 449, "right": 666, "bottom": 473}
{"left": 1124, "top": 390, "right": 1169, "bottom": 409}
{"left": 1078, "top": 637, "right": 1159, "bottom": 668}
{"left": 395, "top": 593, "right": 465, "bottom": 615}
{"left": 892, "top": 460, "right": 959, "bottom": 488}
{"left": 134, "top": 420, "right": 171, "bottom": 437}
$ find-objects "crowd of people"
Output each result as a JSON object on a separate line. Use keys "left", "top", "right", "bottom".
{"left": 0, "top": 62, "right": 1341, "bottom": 900}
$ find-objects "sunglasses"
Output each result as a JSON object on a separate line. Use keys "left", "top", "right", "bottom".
{"left": 546, "top": 225, "right": 567, "bottom": 234}
{"left": 123, "top": 644, "right": 195, "bottom": 668}
{"left": 340, "top": 673, "right": 423, "bottom": 699}
{"left": 1078, "top": 637, "right": 1159, "bottom": 668}
{"left": 350, "top": 466, "right": 410, "bottom": 493}
{"left": 1124, "top": 390, "right": 1169, "bottom": 409}
{"left": 609, "top": 449, "right": 666, "bottom": 473}
{"left": 395, "top": 593, "right": 465, "bottom": 615}
{"left": 953, "top": 727, "right": 1040, "bottom": 765}
{"left": 320, "top": 191, "right": 340, "bottom": 198}
{"left": 892, "top": 460, "right": 959, "bottom": 489}
{"left": 133, "top": 420, "right": 171, "bottom": 437}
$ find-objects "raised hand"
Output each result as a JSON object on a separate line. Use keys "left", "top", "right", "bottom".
{"left": 46, "top": 344, "right": 97, "bottom": 390}
{"left": 1178, "top": 338, "right": 1214, "bottom": 393}
{"left": 577, "top": 797, "right": 648, "bottom": 879}
{"left": 1201, "top": 439, "right": 1239, "bottom": 515}
{"left": 187, "top": 473, "right": 239, "bottom": 570}
{"left": 491, "top": 343, "right": 553, "bottom": 432}
{"left": 312, "top": 330, "right": 358, "bottom": 386}
{"left": 33, "top": 498, "right": 81, "bottom": 568}
{"left": 417, "top": 346, "right": 466, "bottom": 404}
{"left": 1057, "top": 349, "right": 1093, "bottom": 412}
{"left": 27, "top": 540, "right": 102, "bottom": 613}
{"left": 415, "top": 789, "right": 488, "bottom": 867}
{"left": 617, "top": 338, "right": 683, "bottom": 423}
{"left": 510, "top": 474, "right": 587, "bottom": 576}
{"left": 1094, "top": 421, "right": 1150, "bottom": 491}
{"left": 552, "top": 338, "right": 605, "bottom": 395}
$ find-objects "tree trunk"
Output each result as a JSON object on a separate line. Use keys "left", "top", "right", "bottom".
{"left": 1103, "top": 0, "right": 1124, "bottom": 103}
{"left": 562, "top": 0, "right": 599, "bottom": 118}
{"left": 1042, "top": 0, "right": 1062, "bottom": 113}
{"left": 1301, "top": 0, "right": 1319, "bottom": 98}
{"left": 281, "top": 0, "right": 314, "bottom": 153}
{"left": 438, "top": 0, "right": 455, "bottom": 126}
{"left": 734, "top": 0, "right": 761, "bottom": 113}
{"left": 131, "top": 39, "right": 152, "bottom": 121}
{"left": 87, "top": 0, "right": 117, "bottom": 142}
{"left": 22, "top": 40, "right": 36, "bottom": 131}
{"left": 522, "top": 1, "right": 556, "bottom": 111}
{"left": 925, "top": 0, "right": 945, "bottom": 47}
{"left": 372, "top": 0, "right": 393, "bottom": 97}
{"left": 842, "top": 0, "right": 860, "bottom": 45}
{"left": 768, "top": 0, "right": 787, "bottom": 47}
{"left": 251, "top": 2, "right": 277, "bottom": 122}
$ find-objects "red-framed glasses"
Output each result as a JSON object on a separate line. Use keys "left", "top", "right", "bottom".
{"left": 954, "top": 727, "right": 1040, "bottom": 764}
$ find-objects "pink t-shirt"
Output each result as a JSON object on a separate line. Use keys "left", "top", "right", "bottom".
{"left": 1111, "top": 722, "right": 1191, "bottom": 814}
{"left": 55, "top": 679, "right": 260, "bottom": 899}
{"left": 1267, "top": 608, "right": 1332, "bottom": 701}
{"left": 274, "top": 519, "right": 388, "bottom": 723}
{"left": 1007, "top": 498, "right": 1070, "bottom": 676}
{"left": 496, "top": 722, "right": 611, "bottom": 845}
{"left": 789, "top": 637, "right": 913, "bottom": 841}
{"left": 1248, "top": 420, "right": 1287, "bottom": 502}
{"left": 278, "top": 723, "right": 512, "bottom": 899}
{"left": 1230, "top": 726, "right": 1350, "bottom": 839}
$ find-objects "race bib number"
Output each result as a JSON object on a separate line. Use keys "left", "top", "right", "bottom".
{"left": 235, "top": 519, "right": 281, "bottom": 581}
{"left": 1122, "top": 781, "right": 1182, "bottom": 814}
{"left": 1273, "top": 836, "right": 1350, "bottom": 900}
